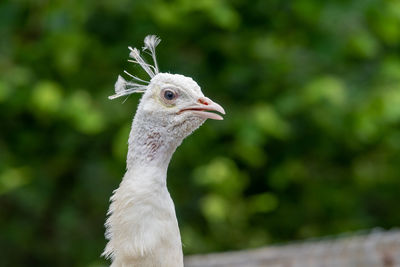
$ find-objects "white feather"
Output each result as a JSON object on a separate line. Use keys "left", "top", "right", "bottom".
{"left": 128, "top": 47, "right": 155, "bottom": 78}
{"left": 143, "top": 35, "right": 161, "bottom": 73}
{"left": 108, "top": 75, "right": 147, "bottom": 100}
{"left": 109, "top": 35, "right": 162, "bottom": 100}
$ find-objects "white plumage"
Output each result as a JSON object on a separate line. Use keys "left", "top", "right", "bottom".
{"left": 103, "top": 36, "right": 225, "bottom": 267}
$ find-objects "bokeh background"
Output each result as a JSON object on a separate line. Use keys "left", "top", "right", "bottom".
{"left": 1, "top": 0, "right": 400, "bottom": 266}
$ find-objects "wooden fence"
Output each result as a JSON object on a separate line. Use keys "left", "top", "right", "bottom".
{"left": 185, "top": 228, "right": 400, "bottom": 267}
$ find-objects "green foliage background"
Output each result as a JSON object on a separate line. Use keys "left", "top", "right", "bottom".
{"left": 1, "top": 0, "right": 400, "bottom": 266}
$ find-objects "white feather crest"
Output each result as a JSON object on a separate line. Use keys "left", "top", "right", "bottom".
{"left": 143, "top": 35, "right": 161, "bottom": 73}
{"left": 108, "top": 75, "right": 147, "bottom": 100}
{"left": 109, "top": 35, "right": 161, "bottom": 100}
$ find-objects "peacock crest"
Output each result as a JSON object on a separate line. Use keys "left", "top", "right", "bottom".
{"left": 109, "top": 35, "right": 161, "bottom": 100}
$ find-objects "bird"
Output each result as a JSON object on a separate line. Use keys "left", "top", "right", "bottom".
{"left": 102, "top": 35, "right": 225, "bottom": 267}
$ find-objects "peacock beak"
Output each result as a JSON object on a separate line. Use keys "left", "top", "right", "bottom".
{"left": 179, "top": 97, "right": 225, "bottom": 120}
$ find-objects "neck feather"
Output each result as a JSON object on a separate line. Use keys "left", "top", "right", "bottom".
{"left": 103, "top": 114, "right": 185, "bottom": 264}
{"left": 126, "top": 113, "right": 183, "bottom": 182}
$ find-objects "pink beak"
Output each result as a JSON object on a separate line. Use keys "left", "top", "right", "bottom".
{"left": 179, "top": 97, "right": 225, "bottom": 120}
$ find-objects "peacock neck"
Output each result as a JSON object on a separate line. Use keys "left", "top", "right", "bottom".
{"left": 103, "top": 113, "right": 185, "bottom": 265}
{"left": 125, "top": 113, "right": 182, "bottom": 184}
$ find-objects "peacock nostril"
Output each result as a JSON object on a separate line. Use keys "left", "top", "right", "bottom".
{"left": 198, "top": 98, "right": 209, "bottom": 106}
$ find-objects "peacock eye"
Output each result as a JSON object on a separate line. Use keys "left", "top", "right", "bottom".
{"left": 163, "top": 90, "right": 176, "bottom": 101}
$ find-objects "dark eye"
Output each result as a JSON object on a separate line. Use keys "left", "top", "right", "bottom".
{"left": 163, "top": 90, "right": 176, "bottom": 100}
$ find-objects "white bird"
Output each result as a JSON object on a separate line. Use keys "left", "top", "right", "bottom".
{"left": 102, "top": 35, "right": 225, "bottom": 267}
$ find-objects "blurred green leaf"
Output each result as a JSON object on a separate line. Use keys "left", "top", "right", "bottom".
{"left": 112, "top": 123, "right": 131, "bottom": 162}
{"left": 347, "top": 31, "right": 379, "bottom": 59}
{"left": 0, "top": 80, "right": 11, "bottom": 102}
{"left": 193, "top": 157, "right": 247, "bottom": 197}
{"left": 0, "top": 167, "right": 31, "bottom": 195}
{"left": 248, "top": 192, "right": 278, "bottom": 214}
{"left": 253, "top": 104, "right": 290, "bottom": 139}
{"left": 200, "top": 194, "right": 229, "bottom": 223}
{"left": 31, "top": 81, "right": 63, "bottom": 114}
{"left": 303, "top": 76, "right": 346, "bottom": 107}
{"left": 63, "top": 90, "right": 105, "bottom": 134}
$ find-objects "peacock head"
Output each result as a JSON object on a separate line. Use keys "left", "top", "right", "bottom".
{"left": 109, "top": 35, "right": 225, "bottom": 137}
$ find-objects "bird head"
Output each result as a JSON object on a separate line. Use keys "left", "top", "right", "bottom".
{"left": 139, "top": 73, "right": 224, "bottom": 134}
{"left": 110, "top": 35, "right": 225, "bottom": 138}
